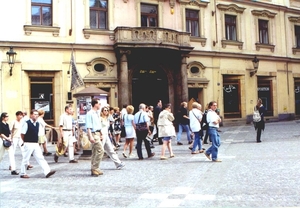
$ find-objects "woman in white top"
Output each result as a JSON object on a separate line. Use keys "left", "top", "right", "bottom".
{"left": 204, "top": 101, "right": 222, "bottom": 162}
{"left": 122, "top": 105, "right": 136, "bottom": 158}
{"left": 37, "top": 110, "right": 54, "bottom": 156}
{"left": 189, "top": 102, "right": 204, "bottom": 154}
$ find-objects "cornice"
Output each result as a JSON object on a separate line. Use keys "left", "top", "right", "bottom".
{"left": 177, "top": 0, "right": 209, "bottom": 7}
{"left": 217, "top": 4, "right": 246, "bottom": 14}
{"left": 251, "top": 10, "right": 277, "bottom": 18}
{"left": 220, "top": 0, "right": 300, "bottom": 15}
{"left": 288, "top": 16, "right": 300, "bottom": 23}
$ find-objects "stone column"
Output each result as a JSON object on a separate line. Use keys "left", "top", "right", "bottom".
{"left": 118, "top": 50, "right": 131, "bottom": 107}
{"left": 180, "top": 55, "right": 189, "bottom": 103}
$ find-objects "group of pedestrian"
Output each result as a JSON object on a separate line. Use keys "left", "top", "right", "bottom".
{"left": 0, "top": 98, "right": 266, "bottom": 178}
{"left": 0, "top": 110, "right": 56, "bottom": 178}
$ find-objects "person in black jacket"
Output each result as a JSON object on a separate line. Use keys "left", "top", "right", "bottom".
{"left": 176, "top": 102, "right": 192, "bottom": 145}
{"left": 254, "top": 98, "right": 266, "bottom": 143}
{"left": 153, "top": 100, "right": 163, "bottom": 145}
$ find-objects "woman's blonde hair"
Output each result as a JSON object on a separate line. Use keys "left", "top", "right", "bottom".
{"left": 38, "top": 110, "right": 45, "bottom": 116}
{"left": 100, "top": 107, "right": 109, "bottom": 117}
{"left": 126, "top": 105, "right": 134, "bottom": 114}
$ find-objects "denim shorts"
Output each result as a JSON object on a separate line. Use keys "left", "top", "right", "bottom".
{"left": 163, "top": 136, "right": 172, "bottom": 141}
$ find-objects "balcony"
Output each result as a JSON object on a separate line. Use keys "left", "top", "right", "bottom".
{"left": 113, "top": 27, "right": 193, "bottom": 52}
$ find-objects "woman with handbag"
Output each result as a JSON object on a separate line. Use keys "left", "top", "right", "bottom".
{"left": 157, "top": 103, "right": 176, "bottom": 160}
{"left": 0, "top": 112, "right": 19, "bottom": 175}
{"left": 254, "top": 98, "right": 266, "bottom": 143}
{"left": 122, "top": 105, "right": 136, "bottom": 158}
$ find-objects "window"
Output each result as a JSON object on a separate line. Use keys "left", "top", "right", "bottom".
{"left": 186, "top": 9, "right": 199, "bottom": 37}
{"left": 31, "top": 0, "right": 52, "bottom": 26}
{"left": 295, "top": 25, "right": 300, "bottom": 48}
{"left": 90, "top": 0, "right": 108, "bottom": 29}
{"left": 141, "top": 4, "right": 158, "bottom": 27}
{"left": 259, "top": 19, "right": 269, "bottom": 44}
{"left": 225, "top": 14, "right": 237, "bottom": 41}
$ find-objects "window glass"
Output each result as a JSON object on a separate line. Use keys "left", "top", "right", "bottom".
{"left": 42, "top": 7, "right": 52, "bottom": 25}
{"left": 186, "top": 9, "right": 199, "bottom": 37}
{"left": 32, "top": 0, "right": 51, "bottom": 3}
{"left": 259, "top": 19, "right": 269, "bottom": 44}
{"left": 225, "top": 14, "right": 237, "bottom": 41}
{"left": 295, "top": 25, "right": 300, "bottom": 48}
{"left": 90, "top": 0, "right": 108, "bottom": 29}
{"left": 31, "top": 6, "right": 40, "bottom": 25}
{"left": 141, "top": 4, "right": 158, "bottom": 27}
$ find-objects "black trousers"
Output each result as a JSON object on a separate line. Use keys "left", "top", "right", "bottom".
{"left": 136, "top": 130, "right": 152, "bottom": 159}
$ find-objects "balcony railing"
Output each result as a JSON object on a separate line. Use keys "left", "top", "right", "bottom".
{"left": 114, "top": 27, "right": 191, "bottom": 49}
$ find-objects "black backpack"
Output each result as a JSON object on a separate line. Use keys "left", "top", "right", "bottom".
{"left": 201, "top": 112, "right": 208, "bottom": 130}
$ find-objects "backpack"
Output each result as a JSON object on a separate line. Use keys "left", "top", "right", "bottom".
{"left": 253, "top": 107, "right": 261, "bottom": 122}
{"left": 200, "top": 112, "right": 208, "bottom": 130}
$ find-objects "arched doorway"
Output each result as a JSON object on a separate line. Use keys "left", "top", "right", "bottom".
{"left": 132, "top": 67, "right": 169, "bottom": 110}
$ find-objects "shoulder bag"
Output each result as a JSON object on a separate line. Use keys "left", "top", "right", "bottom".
{"left": 253, "top": 106, "right": 261, "bottom": 122}
{"left": 136, "top": 112, "right": 148, "bottom": 132}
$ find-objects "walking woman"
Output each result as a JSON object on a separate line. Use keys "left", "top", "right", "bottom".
{"left": 204, "top": 101, "right": 222, "bottom": 162}
{"left": 157, "top": 103, "right": 175, "bottom": 160}
{"left": 112, "top": 107, "right": 122, "bottom": 148}
{"left": 254, "top": 98, "right": 266, "bottom": 143}
{"left": 122, "top": 105, "right": 136, "bottom": 158}
{"left": 0, "top": 112, "right": 19, "bottom": 175}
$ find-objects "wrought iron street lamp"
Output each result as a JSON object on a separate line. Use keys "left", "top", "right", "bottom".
{"left": 6, "top": 47, "right": 17, "bottom": 76}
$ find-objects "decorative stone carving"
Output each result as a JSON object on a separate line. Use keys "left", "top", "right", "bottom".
{"left": 288, "top": 16, "right": 300, "bottom": 23}
{"left": 23, "top": 25, "right": 60, "bottom": 36}
{"left": 255, "top": 43, "right": 275, "bottom": 52}
{"left": 114, "top": 27, "right": 192, "bottom": 49}
{"left": 221, "top": 40, "right": 243, "bottom": 49}
{"left": 83, "top": 29, "right": 114, "bottom": 39}
{"left": 84, "top": 57, "right": 116, "bottom": 82}
{"left": 217, "top": 4, "right": 246, "bottom": 14}
{"left": 178, "top": 0, "right": 209, "bottom": 8}
{"left": 251, "top": 10, "right": 277, "bottom": 18}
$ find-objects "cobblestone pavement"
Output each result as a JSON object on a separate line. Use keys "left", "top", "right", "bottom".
{"left": 1, "top": 121, "right": 300, "bottom": 208}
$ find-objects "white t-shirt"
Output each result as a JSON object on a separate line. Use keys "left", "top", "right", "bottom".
{"left": 189, "top": 108, "right": 202, "bottom": 132}
{"left": 207, "top": 109, "right": 219, "bottom": 128}
{"left": 37, "top": 117, "right": 47, "bottom": 136}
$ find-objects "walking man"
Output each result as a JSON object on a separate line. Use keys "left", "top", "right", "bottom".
{"left": 54, "top": 105, "right": 78, "bottom": 163}
{"left": 86, "top": 98, "right": 104, "bottom": 176}
{"left": 20, "top": 109, "right": 56, "bottom": 178}
{"left": 134, "top": 103, "right": 155, "bottom": 160}
{"left": 204, "top": 101, "right": 222, "bottom": 162}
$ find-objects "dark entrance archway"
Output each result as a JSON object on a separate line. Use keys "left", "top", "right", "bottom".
{"left": 132, "top": 67, "right": 169, "bottom": 111}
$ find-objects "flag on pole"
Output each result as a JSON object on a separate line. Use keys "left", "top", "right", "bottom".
{"left": 70, "top": 51, "right": 84, "bottom": 91}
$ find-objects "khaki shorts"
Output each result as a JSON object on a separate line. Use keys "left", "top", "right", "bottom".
{"left": 38, "top": 135, "right": 46, "bottom": 144}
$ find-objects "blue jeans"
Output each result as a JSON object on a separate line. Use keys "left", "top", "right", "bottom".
{"left": 176, "top": 124, "right": 192, "bottom": 142}
{"left": 192, "top": 131, "right": 202, "bottom": 152}
{"left": 206, "top": 127, "right": 221, "bottom": 161}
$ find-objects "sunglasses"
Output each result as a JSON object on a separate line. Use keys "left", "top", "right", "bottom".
{"left": 103, "top": 109, "right": 108, "bottom": 112}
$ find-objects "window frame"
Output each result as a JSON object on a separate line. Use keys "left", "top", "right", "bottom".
{"left": 295, "top": 25, "right": 300, "bottom": 48}
{"left": 31, "top": 0, "right": 52, "bottom": 26}
{"left": 225, "top": 14, "right": 237, "bottom": 41}
{"left": 140, "top": 3, "right": 158, "bottom": 27}
{"left": 258, "top": 19, "right": 269, "bottom": 44}
{"left": 185, "top": 9, "right": 200, "bottom": 37}
{"left": 252, "top": 10, "right": 276, "bottom": 52}
{"left": 89, "top": 0, "right": 108, "bottom": 30}
{"left": 217, "top": 4, "right": 245, "bottom": 49}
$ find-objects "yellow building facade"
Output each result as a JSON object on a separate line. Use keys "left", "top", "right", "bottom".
{"left": 0, "top": 0, "right": 300, "bottom": 125}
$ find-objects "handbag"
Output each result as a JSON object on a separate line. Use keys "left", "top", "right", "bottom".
{"left": 2, "top": 139, "right": 12, "bottom": 148}
{"left": 253, "top": 106, "right": 261, "bottom": 122}
{"left": 121, "top": 115, "right": 126, "bottom": 137}
{"left": 136, "top": 112, "right": 148, "bottom": 132}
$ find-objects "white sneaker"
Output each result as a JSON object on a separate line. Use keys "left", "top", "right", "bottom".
{"left": 128, "top": 153, "right": 135, "bottom": 158}
{"left": 122, "top": 152, "right": 127, "bottom": 158}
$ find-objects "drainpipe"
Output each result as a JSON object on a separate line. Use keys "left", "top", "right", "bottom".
{"left": 69, "top": 0, "right": 73, "bottom": 36}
